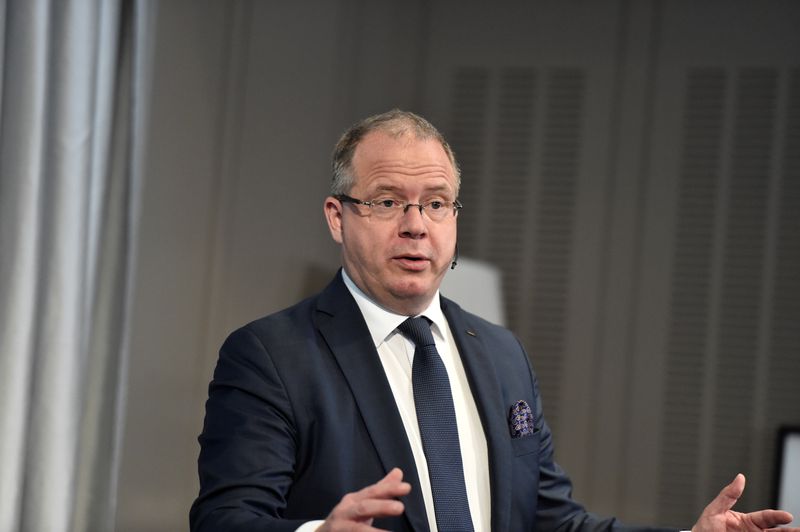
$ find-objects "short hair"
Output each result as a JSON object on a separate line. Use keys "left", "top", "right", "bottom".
{"left": 330, "top": 109, "right": 461, "bottom": 195}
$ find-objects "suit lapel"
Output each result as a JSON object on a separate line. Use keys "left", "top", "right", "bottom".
{"left": 442, "top": 299, "right": 512, "bottom": 532}
{"left": 315, "top": 274, "right": 429, "bottom": 532}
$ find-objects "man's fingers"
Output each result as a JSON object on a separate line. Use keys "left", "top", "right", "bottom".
{"left": 692, "top": 474, "right": 798, "bottom": 532}
{"left": 342, "top": 496, "right": 404, "bottom": 520}
{"left": 382, "top": 468, "right": 405, "bottom": 483}
{"left": 703, "top": 473, "right": 746, "bottom": 515}
{"left": 376, "top": 468, "right": 404, "bottom": 486}
{"left": 357, "top": 468, "right": 411, "bottom": 500}
{"left": 320, "top": 468, "right": 412, "bottom": 531}
{"left": 746, "top": 509, "right": 794, "bottom": 529}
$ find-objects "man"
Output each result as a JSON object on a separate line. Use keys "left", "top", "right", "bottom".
{"left": 190, "top": 110, "right": 796, "bottom": 532}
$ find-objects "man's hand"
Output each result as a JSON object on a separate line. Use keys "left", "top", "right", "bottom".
{"left": 317, "top": 468, "right": 412, "bottom": 532}
{"left": 692, "top": 473, "right": 798, "bottom": 532}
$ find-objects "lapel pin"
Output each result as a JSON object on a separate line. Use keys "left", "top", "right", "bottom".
{"left": 466, "top": 329, "right": 477, "bottom": 337}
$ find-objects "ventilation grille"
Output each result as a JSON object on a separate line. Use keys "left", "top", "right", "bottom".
{"left": 445, "top": 59, "right": 799, "bottom": 522}
{"left": 525, "top": 69, "right": 584, "bottom": 436}
{"left": 658, "top": 68, "right": 726, "bottom": 524}
{"left": 710, "top": 68, "right": 778, "bottom": 508}
{"left": 659, "top": 67, "right": 800, "bottom": 522}
{"left": 447, "top": 67, "right": 584, "bottom": 435}
{"left": 764, "top": 67, "right": 800, "bottom": 496}
{"left": 448, "top": 67, "right": 490, "bottom": 259}
{"left": 489, "top": 68, "right": 537, "bottom": 333}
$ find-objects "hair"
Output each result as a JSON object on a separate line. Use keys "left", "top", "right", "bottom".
{"left": 330, "top": 109, "right": 461, "bottom": 196}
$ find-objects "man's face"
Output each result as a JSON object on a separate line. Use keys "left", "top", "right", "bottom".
{"left": 324, "top": 131, "right": 458, "bottom": 316}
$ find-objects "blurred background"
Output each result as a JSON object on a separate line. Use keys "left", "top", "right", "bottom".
{"left": 1, "top": 1, "right": 799, "bottom": 531}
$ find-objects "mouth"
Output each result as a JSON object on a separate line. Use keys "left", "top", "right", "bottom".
{"left": 392, "top": 254, "right": 431, "bottom": 271}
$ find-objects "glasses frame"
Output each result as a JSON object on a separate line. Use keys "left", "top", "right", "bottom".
{"left": 334, "top": 194, "right": 462, "bottom": 221}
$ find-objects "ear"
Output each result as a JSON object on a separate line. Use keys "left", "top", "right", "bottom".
{"left": 324, "top": 196, "right": 344, "bottom": 244}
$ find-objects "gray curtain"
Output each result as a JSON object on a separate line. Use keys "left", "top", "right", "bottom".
{"left": 0, "top": 0, "right": 153, "bottom": 530}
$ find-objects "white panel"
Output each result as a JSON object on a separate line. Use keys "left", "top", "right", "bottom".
{"left": 440, "top": 257, "right": 505, "bottom": 326}
{"left": 778, "top": 432, "right": 800, "bottom": 528}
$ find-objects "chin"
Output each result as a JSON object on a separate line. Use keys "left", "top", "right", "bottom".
{"left": 390, "top": 284, "right": 435, "bottom": 304}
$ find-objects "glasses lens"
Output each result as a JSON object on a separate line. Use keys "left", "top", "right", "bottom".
{"left": 424, "top": 201, "right": 449, "bottom": 221}
{"left": 371, "top": 199, "right": 398, "bottom": 219}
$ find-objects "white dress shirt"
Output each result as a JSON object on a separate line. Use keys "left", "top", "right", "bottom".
{"left": 297, "top": 270, "right": 490, "bottom": 532}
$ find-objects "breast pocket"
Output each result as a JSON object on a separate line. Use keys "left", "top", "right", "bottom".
{"left": 511, "top": 429, "right": 540, "bottom": 457}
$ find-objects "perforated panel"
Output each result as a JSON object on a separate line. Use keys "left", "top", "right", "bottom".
{"left": 524, "top": 69, "right": 585, "bottom": 435}
{"left": 710, "top": 68, "right": 778, "bottom": 508}
{"left": 658, "top": 69, "right": 726, "bottom": 524}
{"left": 448, "top": 68, "right": 490, "bottom": 259}
{"left": 447, "top": 67, "right": 584, "bottom": 435}
{"left": 430, "top": 4, "right": 800, "bottom": 523}
{"left": 659, "top": 67, "right": 800, "bottom": 521}
{"left": 489, "top": 68, "right": 537, "bottom": 333}
{"left": 764, "top": 67, "right": 800, "bottom": 496}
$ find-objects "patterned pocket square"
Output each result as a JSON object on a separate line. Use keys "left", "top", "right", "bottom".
{"left": 509, "top": 400, "right": 534, "bottom": 438}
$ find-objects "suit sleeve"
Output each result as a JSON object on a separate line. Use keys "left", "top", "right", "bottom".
{"left": 189, "top": 325, "right": 308, "bottom": 532}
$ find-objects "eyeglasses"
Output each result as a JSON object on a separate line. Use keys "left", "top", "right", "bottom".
{"left": 334, "top": 194, "right": 462, "bottom": 222}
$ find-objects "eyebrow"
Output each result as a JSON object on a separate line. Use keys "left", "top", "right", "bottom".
{"left": 370, "top": 184, "right": 453, "bottom": 196}
{"left": 370, "top": 184, "right": 403, "bottom": 195}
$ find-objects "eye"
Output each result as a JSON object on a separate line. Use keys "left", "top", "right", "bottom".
{"left": 428, "top": 200, "right": 445, "bottom": 210}
{"left": 375, "top": 198, "right": 398, "bottom": 208}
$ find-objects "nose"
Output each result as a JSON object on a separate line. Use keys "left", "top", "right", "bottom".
{"left": 398, "top": 203, "right": 427, "bottom": 238}
{"left": 402, "top": 203, "right": 425, "bottom": 216}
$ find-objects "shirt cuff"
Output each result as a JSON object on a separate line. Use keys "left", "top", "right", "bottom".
{"left": 295, "top": 520, "right": 325, "bottom": 532}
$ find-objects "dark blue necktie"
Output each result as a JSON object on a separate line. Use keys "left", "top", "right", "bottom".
{"left": 398, "top": 317, "right": 474, "bottom": 532}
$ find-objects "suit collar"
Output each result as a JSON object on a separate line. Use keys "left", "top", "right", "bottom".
{"left": 315, "top": 272, "right": 430, "bottom": 532}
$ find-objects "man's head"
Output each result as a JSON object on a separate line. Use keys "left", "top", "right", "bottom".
{"left": 330, "top": 109, "right": 461, "bottom": 196}
{"left": 324, "top": 110, "right": 461, "bottom": 316}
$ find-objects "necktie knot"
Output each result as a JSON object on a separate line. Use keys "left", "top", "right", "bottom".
{"left": 398, "top": 316, "right": 436, "bottom": 348}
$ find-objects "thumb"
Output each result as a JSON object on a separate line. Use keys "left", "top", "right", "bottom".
{"left": 704, "top": 474, "right": 745, "bottom": 515}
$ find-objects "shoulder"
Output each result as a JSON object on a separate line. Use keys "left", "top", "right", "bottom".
{"left": 226, "top": 292, "right": 321, "bottom": 355}
{"left": 441, "top": 295, "right": 535, "bottom": 377}
{"left": 210, "top": 289, "right": 339, "bottom": 396}
{"left": 441, "top": 295, "right": 520, "bottom": 345}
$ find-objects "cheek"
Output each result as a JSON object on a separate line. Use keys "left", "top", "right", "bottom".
{"left": 435, "top": 226, "right": 458, "bottom": 254}
{"left": 344, "top": 226, "right": 385, "bottom": 264}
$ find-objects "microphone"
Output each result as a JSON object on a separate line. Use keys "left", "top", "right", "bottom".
{"left": 451, "top": 244, "right": 459, "bottom": 270}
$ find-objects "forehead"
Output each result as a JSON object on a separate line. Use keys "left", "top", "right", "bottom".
{"left": 350, "top": 131, "right": 457, "bottom": 194}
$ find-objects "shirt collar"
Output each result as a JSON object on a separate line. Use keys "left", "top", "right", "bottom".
{"left": 341, "top": 269, "right": 448, "bottom": 347}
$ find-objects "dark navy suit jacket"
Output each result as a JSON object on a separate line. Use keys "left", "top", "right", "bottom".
{"left": 190, "top": 273, "right": 673, "bottom": 532}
